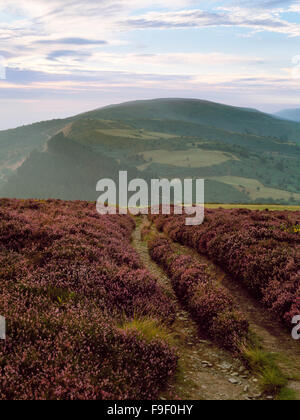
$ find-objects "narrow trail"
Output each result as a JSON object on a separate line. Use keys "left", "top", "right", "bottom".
{"left": 132, "top": 217, "right": 263, "bottom": 400}
{"left": 171, "top": 238, "right": 300, "bottom": 398}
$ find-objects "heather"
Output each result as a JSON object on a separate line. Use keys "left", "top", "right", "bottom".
{"left": 147, "top": 235, "right": 249, "bottom": 352}
{"left": 149, "top": 208, "right": 300, "bottom": 327}
{"left": 0, "top": 199, "right": 177, "bottom": 400}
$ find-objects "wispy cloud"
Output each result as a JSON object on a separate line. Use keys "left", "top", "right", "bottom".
{"left": 125, "top": 7, "right": 300, "bottom": 36}
{"left": 37, "top": 37, "right": 108, "bottom": 46}
{"left": 1, "top": 0, "right": 300, "bottom": 76}
{"left": 0, "top": 0, "right": 300, "bottom": 128}
{"left": 47, "top": 50, "right": 93, "bottom": 62}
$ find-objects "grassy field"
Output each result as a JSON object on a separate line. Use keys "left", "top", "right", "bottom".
{"left": 97, "top": 128, "right": 177, "bottom": 140}
{"left": 208, "top": 176, "right": 300, "bottom": 202}
{"left": 138, "top": 148, "right": 238, "bottom": 170}
{"left": 205, "top": 203, "right": 300, "bottom": 211}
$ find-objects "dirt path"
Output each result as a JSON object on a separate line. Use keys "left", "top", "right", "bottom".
{"left": 140, "top": 218, "right": 300, "bottom": 400}
{"left": 168, "top": 238, "right": 300, "bottom": 397}
{"left": 132, "top": 218, "right": 264, "bottom": 400}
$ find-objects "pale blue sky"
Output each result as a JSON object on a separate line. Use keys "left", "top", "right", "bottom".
{"left": 0, "top": 0, "right": 300, "bottom": 129}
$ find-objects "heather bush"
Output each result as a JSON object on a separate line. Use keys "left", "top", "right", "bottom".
{"left": 210, "top": 310, "right": 249, "bottom": 352}
{"left": 148, "top": 235, "right": 249, "bottom": 352}
{"left": 0, "top": 199, "right": 177, "bottom": 399}
{"left": 149, "top": 208, "right": 300, "bottom": 327}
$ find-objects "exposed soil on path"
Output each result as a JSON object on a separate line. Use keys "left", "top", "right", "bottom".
{"left": 131, "top": 217, "right": 264, "bottom": 400}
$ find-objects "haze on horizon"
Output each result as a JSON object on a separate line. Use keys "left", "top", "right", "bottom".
{"left": 1, "top": 0, "right": 300, "bottom": 130}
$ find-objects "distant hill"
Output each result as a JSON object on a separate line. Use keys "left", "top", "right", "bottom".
{"left": 1, "top": 98, "right": 300, "bottom": 204}
{"left": 275, "top": 108, "right": 300, "bottom": 123}
{"left": 0, "top": 118, "right": 72, "bottom": 188}
{"left": 81, "top": 98, "right": 300, "bottom": 143}
{"left": 0, "top": 132, "right": 139, "bottom": 200}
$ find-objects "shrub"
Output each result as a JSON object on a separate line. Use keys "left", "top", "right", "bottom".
{"left": 148, "top": 235, "right": 249, "bottom": 352}
{"left": 149, "top": 208, "right": 300, "bottom": 327}
{"left": 0, "top": 199, "right": 177, "bottom": 399}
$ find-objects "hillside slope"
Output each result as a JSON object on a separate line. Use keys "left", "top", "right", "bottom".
{"left": 0, "top": 118, "right": 72, "bottom": 188}
{"left": 81, "top": 98, "right": 300, "bottom": 143}
{"left": 0, "top": 132, "right": 140, "bottom": 200}
{"left": 1, "top": 98, "right": 300, "bottom": 204}
{"left": 275, "top": 108, "right": 300, "bottom": 122}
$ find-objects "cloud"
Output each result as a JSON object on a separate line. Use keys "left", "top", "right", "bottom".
{"left": 47, "top": 50, "right": 92, "bottom": 61}
{"left": 0, "top": 49, "right": 14, "bottom": 58}
{"left": 4, "top": 50, "right": 264, "bottom": 77}
{"left": 229, "top": 0, "right": 293, "bottom": 8}
{"left": 37, "top": 37, "right": 108, "bottom": 46}
{"left": 124, "top": 7, "right": 300, "bottom": 36}
{"left": 1, "top": 0, "right": 300, "bottom": 80}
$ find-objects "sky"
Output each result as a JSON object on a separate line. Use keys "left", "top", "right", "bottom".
{"left": 1, "top": 0, "right": 300, "bottom": 129}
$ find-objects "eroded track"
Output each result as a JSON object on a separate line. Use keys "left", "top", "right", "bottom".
{"left": 132, "top": 218, "right": 263, "bottom": 400}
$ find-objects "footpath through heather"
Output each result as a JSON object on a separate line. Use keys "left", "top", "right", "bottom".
{"left": 132, "top": 217, "right": 265, "bottom": 400}
{"left": 170, "top": 234, "right": 300, "bottom": 400}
